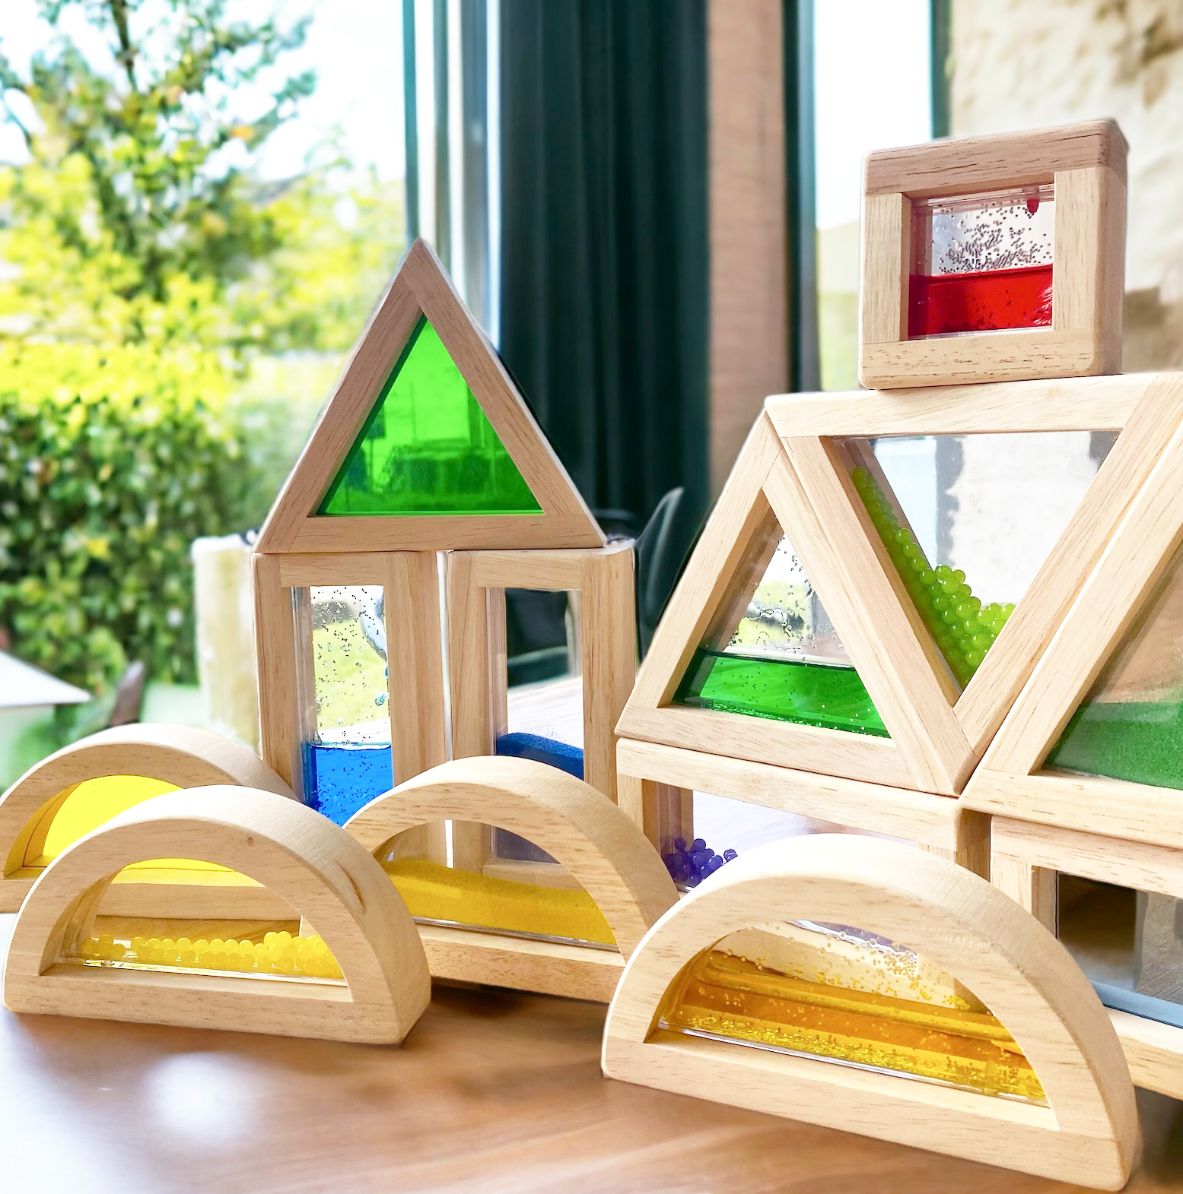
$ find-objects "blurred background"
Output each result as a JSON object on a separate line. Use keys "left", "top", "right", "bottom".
{"left": 1, "top": 0, "right": 1181, "bottom": 780}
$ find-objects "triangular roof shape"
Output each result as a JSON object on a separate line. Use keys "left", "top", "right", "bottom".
{"left": 618, "top": 374, "right": 1183, "bottom": 794}
{"left": 602, "top": 835, "right": 1138, "bottom": 1189}
{"left": 257, "top": 239, "right": 604, "bottom": 553}
{"left": 969, "top": 405, "right": 1183, "bottom": 843}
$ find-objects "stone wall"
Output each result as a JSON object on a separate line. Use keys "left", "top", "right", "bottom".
{"left": 950, "top": 0, "right": 1183, "bottom": 369}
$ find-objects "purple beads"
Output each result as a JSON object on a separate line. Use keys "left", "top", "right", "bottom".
{"left": 664, "top": 838, "right": 738, "bottom": 886}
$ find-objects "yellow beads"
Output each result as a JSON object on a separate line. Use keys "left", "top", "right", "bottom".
{"left": 852, "top": 467, "right": 1014, "bottom": 686}
{"left": 77, "top": 929, "right": 343, "bottom": 980}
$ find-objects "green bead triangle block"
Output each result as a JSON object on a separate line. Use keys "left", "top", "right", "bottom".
{"left": 318, "top": 317, "right": 543, "bottom": 516}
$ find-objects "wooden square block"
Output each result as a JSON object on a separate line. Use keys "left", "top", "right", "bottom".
{"left": 859, "top": 120, "right": 1127, "bottom": 389}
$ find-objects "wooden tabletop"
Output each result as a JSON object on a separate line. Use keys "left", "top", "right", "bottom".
{"left": 2, "top": 915, "right": 1182, "bottom": 1193}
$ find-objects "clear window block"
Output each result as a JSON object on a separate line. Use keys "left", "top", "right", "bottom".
{"left": 297, "top": 584, "right": 394, "bottom": 824}
{"left": 908, "top": 183, "right": 1054, "bottom": 339}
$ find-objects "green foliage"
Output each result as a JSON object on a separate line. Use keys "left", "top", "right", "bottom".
{"left": 0, "top": 0, "right": 406, "bottom": 704}
{"left": 0, "top": 340, "right": 244, "bottom": 695}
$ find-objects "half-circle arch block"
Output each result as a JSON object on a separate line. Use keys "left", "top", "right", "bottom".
{"left": 602, "top": 835, "right": 1138, "bottom": 1190}
{"left": 0, "top": 725, "right": 293, "bottom": 916}
{"left": 345, "top": 756, "right": 677, "bottom": 1001}
{"left": 4, "top": 786, "right": 431, "bottom": 1044}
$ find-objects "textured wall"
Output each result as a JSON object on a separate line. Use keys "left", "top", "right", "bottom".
{"left": 950, "top": 0, "right": 1183, "bottom": 369}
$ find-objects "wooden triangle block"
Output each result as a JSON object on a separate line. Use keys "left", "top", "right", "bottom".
{"left": 968, "top": 401, "right": 1183, "bottom": 846}
{"left": 619, "top": 374, "right": 1183, "bottom": 795}
{"left": 257, "top": 239, "right": 604, "bottom": 553}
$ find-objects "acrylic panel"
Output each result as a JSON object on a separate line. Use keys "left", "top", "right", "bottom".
{"left": 657, "top": 920, "right": 1044, "bottom": 1102}
{"left": 371, "top": 836, "right": 615, "bottom": 949}
{"left": 298, "top": 584, "right": 395, "bottom": 824}
{"left": 1048, "top": 544, "right": 1183, "bottom": 789}
{"left": 908, "top": 183, "right": 1055, "bottom": 339}
{"left": 1058, "top": 875, "right": 1183, "bottom": 1030}
{"left": 68, "top": 910, "right": 344, "bottom": 983}
{"left": 318, "top": 317, "right": 542, "bottom": 517}
{"left": 674, "top": 512, "right": 887, "bottom": 737}
{"left": 849, "top": 432, "right": 1110, "bottom": 688}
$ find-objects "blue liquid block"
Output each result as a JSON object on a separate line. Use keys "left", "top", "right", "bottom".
{"left": 301, "top": 741, "right": 394, "bottom": 825}
{"left": 494, "top": 732, "right": 584, "bottom": 779}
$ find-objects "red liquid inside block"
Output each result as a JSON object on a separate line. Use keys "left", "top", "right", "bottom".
{"left": 908, "top": 263, "right": 1053, "bottom": 338}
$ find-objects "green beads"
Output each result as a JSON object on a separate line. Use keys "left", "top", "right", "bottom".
{"left": 79, "top": 929, "right": 343, "bottom": 980}
{"left": 852, "top": 467, "right": 1013, "bottom": 686}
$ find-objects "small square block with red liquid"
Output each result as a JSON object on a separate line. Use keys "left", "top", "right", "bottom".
{"left": 908, "top": 183, "right": 1055, "bottom": 339}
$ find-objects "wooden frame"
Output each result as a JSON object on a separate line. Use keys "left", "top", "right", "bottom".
{"left": 256, "top": 239, "right": 604, "bottom": 553}
{"left": 617, "top": 738, "right": 989, "bottom": 875}
{"left": 602, "top": 834, "right": 1138, "bottom": 1190}
{"left": 967, "top": 404, "right": 1183, "bottom": 843}
{"left": 619, "top": 374, "right": 1180, "bottom": 797}
{"left": 252, "top": 550, "right": 448, "bottom": 862}
{"left": 447, "top": 544, "right": 636, "bottom": 872}
{"left": 0, "top": 724, "right": 293, "bottom": 917}
{"left": 992, "top": 816, "right": 1183, "bottom": 1101}
{"left": 859, "top": 120, "right": 1127, "bottom": 389}
{"left": 344, "top": 757, "right": 677, "bottom": 1002}
{"left": 4, "top": 787, "right": 432, "bottom": 1044}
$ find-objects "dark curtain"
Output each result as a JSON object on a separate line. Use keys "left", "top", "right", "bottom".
{"left": 496, "top": 0, "right": 709, "bottom": 533}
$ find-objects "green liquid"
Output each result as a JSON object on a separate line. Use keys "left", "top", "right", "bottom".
{"left": 319, "top": 317, "right": 542, "bottom": 517}
{"left": 675, "top": 650, "right": 888, "bottom": 737}
{"left": 1047, "top": 697, "right": 1183, "bottom": 789}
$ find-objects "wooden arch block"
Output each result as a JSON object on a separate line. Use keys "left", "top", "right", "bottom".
{"left": 4, "top": 787, "right": 431, "bottom": 1044}
{"left": 602, "top": 835, "right": 1138, "bottom": 1190}
{"left": 0, "top": 724, "right": 293, "bottom": 915}
{"left": 345, "top": 756, "right": 678, "bottom": 1001}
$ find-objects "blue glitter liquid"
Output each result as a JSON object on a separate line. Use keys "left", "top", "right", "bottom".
{"left": 301, "top": 741, "right": 394, "bottom": 825}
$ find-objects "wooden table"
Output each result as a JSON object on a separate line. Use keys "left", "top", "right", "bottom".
{"left": 1, "top": 915, "right": 1182, "bottom": 1193}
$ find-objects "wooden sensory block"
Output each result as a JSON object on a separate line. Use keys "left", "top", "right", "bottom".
{"left": 446, "top": 543, "right": 636, "bottom": 873}
{"left": 602, "top": 834, "right": 1138, "bottom": 1190}
{"left": 859, "top": 120, "right": 1127, "bottom": 389}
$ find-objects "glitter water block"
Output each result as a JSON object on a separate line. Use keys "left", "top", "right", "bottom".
{"left": 908, "top": 182, "right": 1055, "bottom": 340}
{"left": 658, "top": 947, "right": 1046, "bottom": 1103}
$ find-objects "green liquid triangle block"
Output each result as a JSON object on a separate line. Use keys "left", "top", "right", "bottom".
{"left": 319, "top": 317, "right": 543, "bottom": 516}
{"left": 672, "top": 527, "right": 888, "bottom": 737}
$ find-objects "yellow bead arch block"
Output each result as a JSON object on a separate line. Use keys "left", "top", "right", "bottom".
{"left": 0, "top": 724, "right": 294, "bottom": 916}
{"left": 4, "top": 786, "right": 431, "bottom": 1044}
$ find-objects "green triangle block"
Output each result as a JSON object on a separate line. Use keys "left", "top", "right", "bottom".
{"left": 318, "top": 317, "right": 543, "bottom": 516}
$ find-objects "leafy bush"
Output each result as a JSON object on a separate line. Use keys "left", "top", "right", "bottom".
{"left": 0, "top": 341, "right": 248, "bottom": 697}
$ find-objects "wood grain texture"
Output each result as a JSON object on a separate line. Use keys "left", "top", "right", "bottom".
{"left": 864, "top": 118, "right": 1126, "bottom": 198}
{"left": 0, "top": 725, "right": 293, "bottom": 915}
{"left": 764, "top": 372, "right": 1153, "bottom": 437}
{"left": 257, "top": 239, "right": 603, "bottom": 553}
{"left": 252, "top": 552, "right": 304, "bottom": 789}
{"left": 4, "top": 787, "right": 431, "bottom": 1044}
{"left": 859, "top": 193, "right": 909, "bottom": 346}
{"left": 5, "top": 917, "right": 1177, "bottom": 1194}
{"left": 777, "top": 435, "right": 970, "bottom": 792}
{"left": 603, "top": 835, "right": 1138, "bottom": 1190}
{"left": 616, "top": 737, "right": 986, "bottom": 863}
{"left": 382, "top": 551, "right": 448, "bottom": 863}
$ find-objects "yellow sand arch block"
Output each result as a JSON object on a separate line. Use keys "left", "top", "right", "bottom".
{"left": 0, "top": 724, "right": 293, "bottom": 916}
